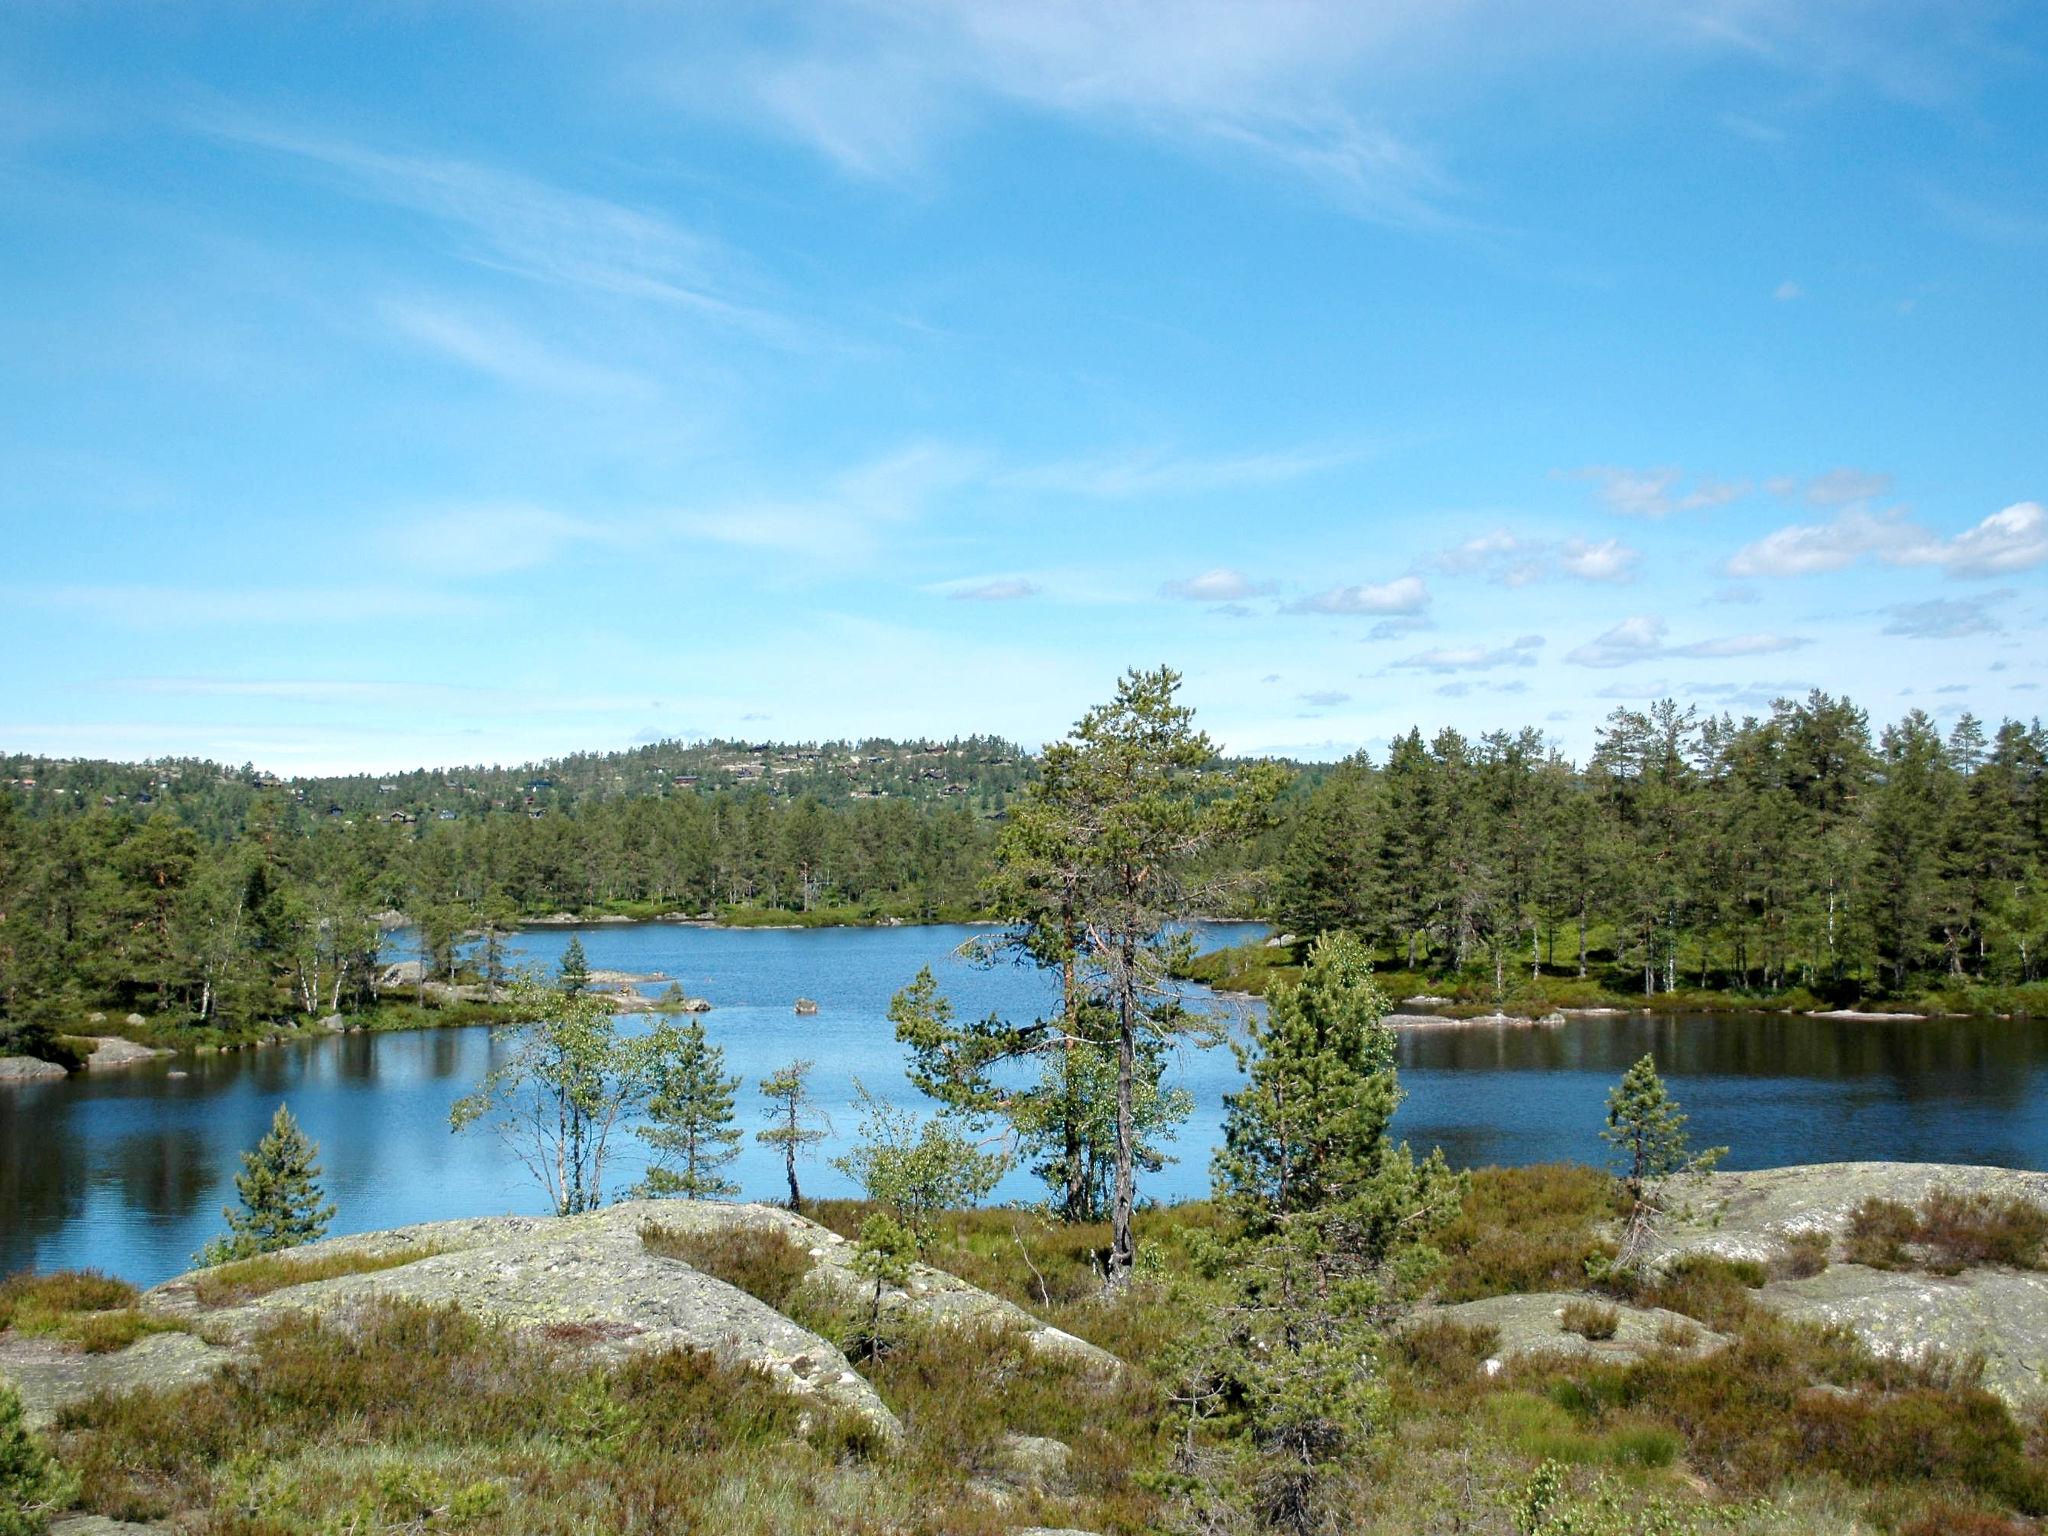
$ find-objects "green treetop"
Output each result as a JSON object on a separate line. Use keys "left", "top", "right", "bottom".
{"left": 199, "top": 1103, "right": 337, "bottom": 1266}
{"left": 757, "top": 1058, "right": 830, "bottom": 1209}
{"left": 1602, "top": 1052, "right": 1723, "bottom": 1203}
{"left": 635, "top": 1017, "right": 743, "bottom": 1200}
{"left": 557, "top": 934, "right": 590, "bottom": 996}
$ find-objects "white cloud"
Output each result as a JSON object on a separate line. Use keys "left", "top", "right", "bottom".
{"left": 1286, "top": 574, "right": 1430, "bottom": 615}
{"left": 1568, "top": 465, "right": 1749, "bottom": 518}
{"left": 1432, "top": 531, "right": 1638, "bottom": 586}
{"left": 947, "top": 577, "right": 1041, "bottom": 601}
{"left": 1565, "top": 615, "right": 1811, "bottom": 668}
{"left": 1882, "top": 596, "right": 2006, "bottom": 640}
{"left": 1298, "top": 689, "right": 1352, "bottom": 707}
{"left": 1773, "top": 279, "right": 1804, "bottom": 301}
{"left": 1726, "top": 501, "right": 2047, "bottom": 579}
{"left": 1161, "top": 567, "right": 1276, "bottom": 601}
{"left": 1794, "top": 467, "right": 1894, "bottom": 506}
{"left": 1394, "top": 634, "right": 1543, "bottom": 673}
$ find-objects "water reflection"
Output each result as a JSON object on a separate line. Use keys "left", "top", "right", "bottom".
{"left": 3, "top": 920, "right": 2044, "bottom": 1285}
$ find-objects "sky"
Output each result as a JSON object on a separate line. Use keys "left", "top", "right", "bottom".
{"left": 1, "top": 2, "right": 2044, "bottom": 774}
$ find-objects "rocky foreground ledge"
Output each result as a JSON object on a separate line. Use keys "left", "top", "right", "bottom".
{"left": 2, "top": 1199, "right": 1113, "bottom": 1439}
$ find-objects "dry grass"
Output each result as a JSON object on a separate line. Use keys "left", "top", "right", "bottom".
{"left": 640, "top": 1224, "right": 818, "bottom": 1312}
{"left": 1559, "top": 1299, "right": 1620, "bottom": 1341}
{"left": 190, "top": 1243, "right": 445, "bottom": 1306}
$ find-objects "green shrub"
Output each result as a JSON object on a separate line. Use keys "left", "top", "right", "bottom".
{"left": 1844, "top": 1189, "right": 2048, "bottom": 1275}
{"left": 0, "top": 1382, "right": 77, "bottom": 1536}
{"left": 1436, "top": 1165, "right": 1625, "bottom": 1302}
{"left": 1768, "top": 1231, "right": 1831, "bottom": 1280}
{"left": 641, "top": 1224, "right": 817, "bottom": 1311}
{"left": 0, "top": 1269, "right": 137, "bottom": 1332}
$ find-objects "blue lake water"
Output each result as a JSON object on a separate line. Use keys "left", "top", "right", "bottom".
{"left": 5, "top": 920, "right": 2047, "bottom": 1285}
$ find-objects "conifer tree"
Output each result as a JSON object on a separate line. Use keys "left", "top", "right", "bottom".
{"left": 634, "top": 1017, "right": 743, "bottom": 1199}
{"left": 1602, "top": 1053, "right": 1719, "bottom": 1199}
{"left": 1197, "top": 930, "right": 1465, "bottom": 1535}
{"left": 757, "top": 1058, "right": 830, "bottom": 1209}
{"left": 0, "top": 1381, "right": 76, "bottom": 1536}
{"left": 199, "top": 1103, "right": 337, "bottom": 1265}
{"left": 557, "top": 934, "right": 590, "bottom": 996}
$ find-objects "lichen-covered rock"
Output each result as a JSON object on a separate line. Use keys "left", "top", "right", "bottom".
{"left": 1398, "top": 1291, "right": 1728, "bottom": 1369}
{"left": 0, "top": 1329, "right": 231, "bottom": 1431}
{"left": 1650, "top": 1162, "right": 2048, "bottom": 1268}
{"left": 143, "top": 1205, "right": 900, "bottom": 1438}
{"left": 631, "top": 1200, "right": 1118, "bottom": 1371}
{"left": 1649, "top": 1162, "right": 2048, "bottom": 1405}
{"left": 1766, "top": 1263, "right": 2048, "bottom": 1405}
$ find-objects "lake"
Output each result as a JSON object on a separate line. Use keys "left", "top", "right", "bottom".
{"left": 5, "top": 920, "right": 2047, "bottom": 1285}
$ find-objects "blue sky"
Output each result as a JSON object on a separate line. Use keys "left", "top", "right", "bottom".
{"left": 2, "top": 2, "right": 2043, "bottom": 773}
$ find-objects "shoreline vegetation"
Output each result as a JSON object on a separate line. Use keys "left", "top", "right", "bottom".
{"left": 4, "top": 688, "right": 2045, "bottom": 1063}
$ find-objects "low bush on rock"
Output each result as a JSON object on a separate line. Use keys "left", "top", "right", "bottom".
{"left": 1845, "top": 1188, "right": 2048, "bottom": 1274}
{"left": 641, "top": 1224, "right": 819, "bottom": 1311}
{"left": 1559, "top": 1300, "right": 1620, "bottom": 1341}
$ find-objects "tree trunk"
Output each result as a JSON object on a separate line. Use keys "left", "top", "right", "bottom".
{"left": 1108, "top": 935, "right": 1138, "bottom": 1288}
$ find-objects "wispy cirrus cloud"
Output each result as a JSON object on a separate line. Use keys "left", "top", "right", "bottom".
{"left": 1564, "top": 615, "right": 1810, "bottom": 668}
{"left": 1882, "top": 595, "right": 2008, "bottom": 640}
{"left": 1008, "top": 441, "right": 1366, "bottom": 500}
{"left": 16, "top": 583, "right": 497, "bottom": 628}
{"left": 191, "top": 110, "right": 803, "bottom": 343}
{"left": 1726, "top": 501, "right": 2047, "bottom": 579}
{"left": 688, "top": 0, "right": 1463, "bottom": 226}
{"left": 945, "top": 576, "right": 1041, "bottom": 601}
{"left": 378, "top": 297, "right": 651, "bottom": 396}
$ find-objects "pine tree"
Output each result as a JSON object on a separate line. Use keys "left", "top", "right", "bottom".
{"left": 0, "top": 1381, "right": 77, "bottom": 1536}
{"left": 757, "top": 1058, "right": 830, "bottom": 1209}
{"left": 634, "top": 1018, "right": 743, "bottom": 1199}
{"left": 557, "top": 934, "right": 590, "bottom": 996}
{"left": 1197, "top": 930, "right": 1465, "bottom": 1534}
{"left": 1602, "top": 1055, "right": 1696, "bottom": 1196}
{"left": 199, "top": 1103, "right": 337, "bottom": 1265}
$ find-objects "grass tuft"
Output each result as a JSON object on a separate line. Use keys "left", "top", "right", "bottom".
{"left": 191, "top": 1243, "right": 445, "bottom": 1306}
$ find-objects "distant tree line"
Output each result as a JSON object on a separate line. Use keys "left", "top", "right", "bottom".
{"left": 4, "top": 688, "right": 2042, "bottom": 1057}
{"left": 1275, "top": 694, "right": 2048, "bottom": 997}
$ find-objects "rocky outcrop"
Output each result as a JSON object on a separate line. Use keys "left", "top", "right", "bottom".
{"left": 0, "top": 1329, "right": 228, "bottom": 1431}
{"left": 631, "top": 1201, "right": 1118, "bottom": 1372}
{"left": 0, "top": 1055, "right": 67, "bottom": 1083}
{"left": 1398, "top": 1291, "right": 1728, "bottom": 1369}
{"left": 1650, "top": 1162, "right": 2048, "bottom": 1404}
{"left": 140, "top": 1205, "right": 901, "bottom": 1438}
{"left": 81, "top": 1037, "right": 171, "bottom": 1070}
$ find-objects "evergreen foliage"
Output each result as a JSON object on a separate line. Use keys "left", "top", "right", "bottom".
{"left": 1194, "top": 930, "right": 1467, "bottom": 1533}
{"left": 0, "top": 1381, "right": 77, "bottom": 1536}
{"left": 633, "top": 1017, "right": 743, "bottom": 1200}
{"left": 199, "top": 1103, "right": 337, "bottom": 1266}
{"left": 556, "top": 935, "right": 590, "bottom": 996}
{"left": 1602, "top": 1053, "right": 1723, "bottom": 1201}
{"left": 756, "top": 1059, "right": 830, "bottom": 1210}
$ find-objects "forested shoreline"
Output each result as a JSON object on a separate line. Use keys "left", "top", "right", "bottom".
{"left": 2, "top": 690, "right": 2044, "bottom": 1060}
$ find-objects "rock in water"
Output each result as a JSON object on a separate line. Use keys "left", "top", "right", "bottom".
{"left": 794, "top": 997, "right": 819, "bottom": 1015}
